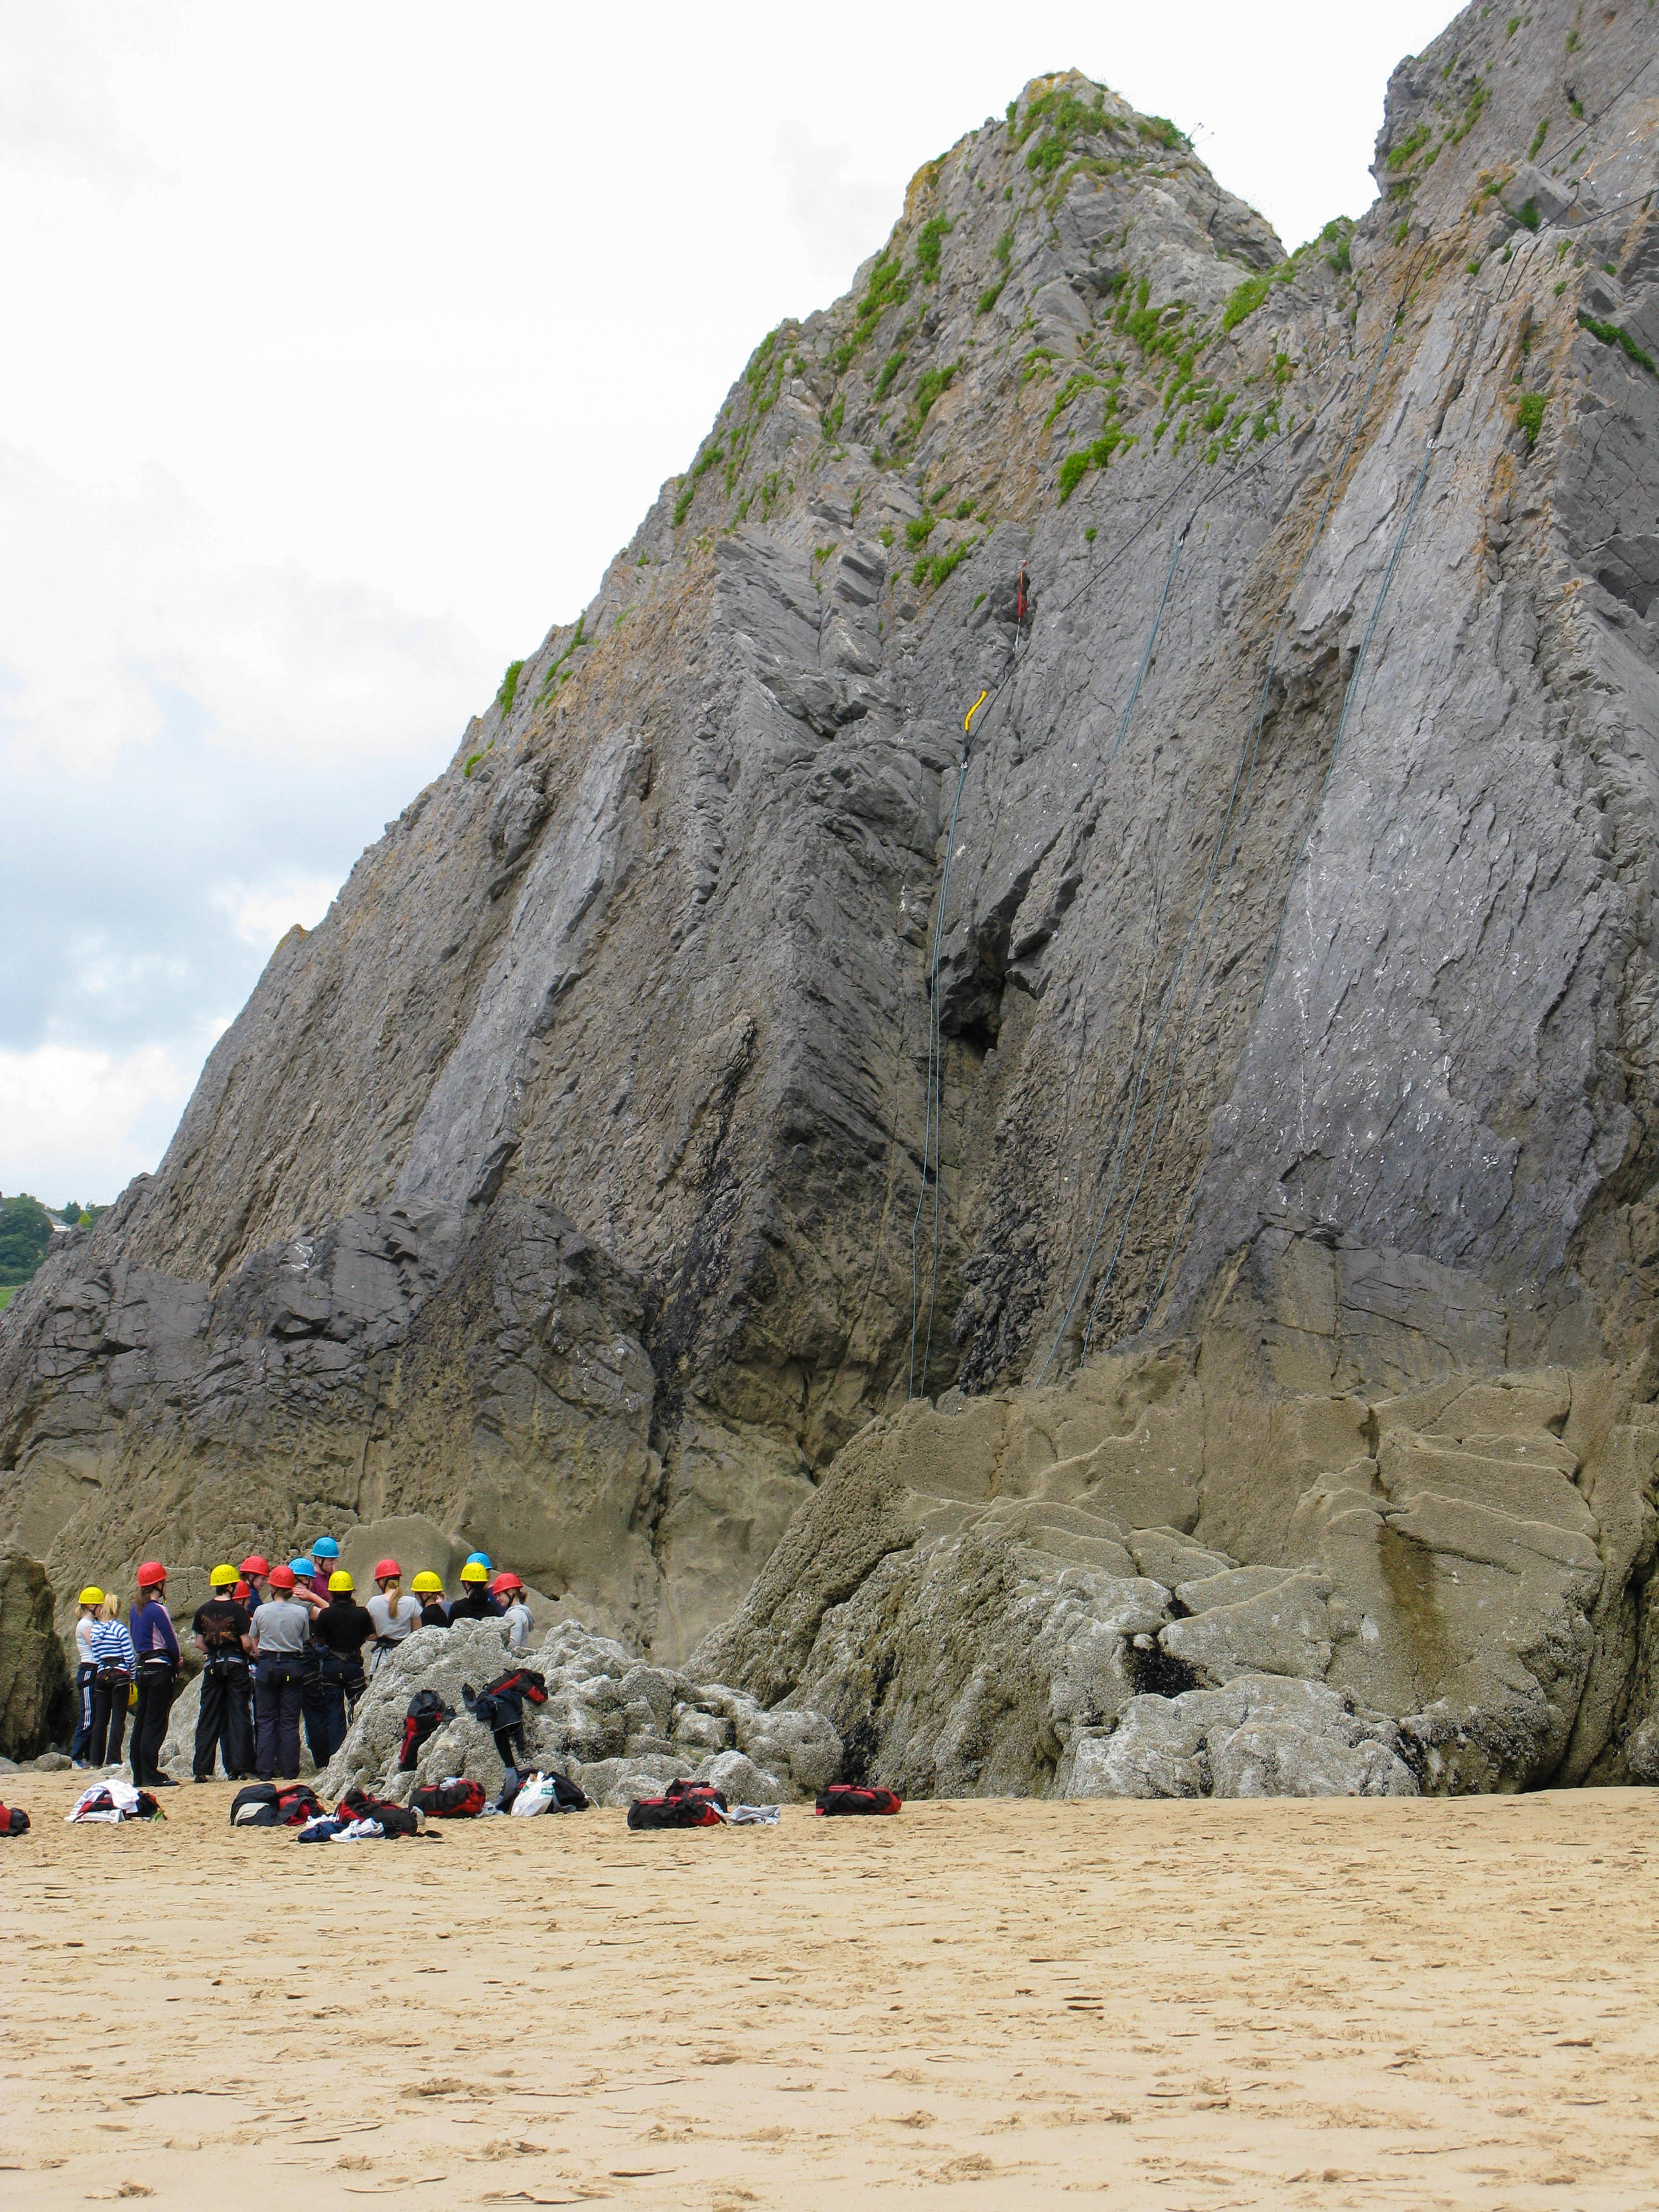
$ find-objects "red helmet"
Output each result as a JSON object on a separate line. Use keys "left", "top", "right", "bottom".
{"left": 233, "top": 1581, "right": 252, "bottom": 1601}
{"left": 240, "top": 1554, "right": 269, "bottom": 1577}
{"left": 267, "top": 1564, "right": 297, "bottom": 1591}
{"left": 491, "top": 1571, "right": 522, "bottom": 1594}
{"left": 374, "top": 1558, "right": 401, "bottom": 1582}
{"left": 135, "top": 1560, "right": 167, "bottom": 1588}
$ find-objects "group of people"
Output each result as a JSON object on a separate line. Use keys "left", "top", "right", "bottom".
{"left": 70, "top": 1548, "right": 534, "bottom": 1789}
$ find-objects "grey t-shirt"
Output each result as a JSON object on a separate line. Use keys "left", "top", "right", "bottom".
{"left": 366, "top": 1593, "right": 421, "bottom": 1641}
{"left": 250, "top": 1599, "right": 312, "bottom": 1657}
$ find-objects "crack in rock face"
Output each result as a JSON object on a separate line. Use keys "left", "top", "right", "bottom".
{"left": 10, "top": 5, "right": 1659, "bottom": 1793}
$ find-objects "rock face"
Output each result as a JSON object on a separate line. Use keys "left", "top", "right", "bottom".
{"left": 0, "top": 1553, "right": 72, "bottom": 1760}
{"left": 7, "top": 1, "right": 1659, "bottom": 1791}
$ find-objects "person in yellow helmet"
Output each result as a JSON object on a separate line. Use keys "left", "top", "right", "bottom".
{"left": 445, "top": 1558, "right": 496, "bottom": 1623}
{"left": 411, "top": 1570, "right": 449, "bottom": 1630}
{"left": 70, "top": 1585, "right": 106, "bottom": 1767}
{"left": 190, "top": 1564, "right": 253, "bottom": 1781}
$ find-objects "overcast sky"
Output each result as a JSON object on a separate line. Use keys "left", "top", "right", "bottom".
{"left": 1, "top": 0, "right": 1453, "bottom": 1210}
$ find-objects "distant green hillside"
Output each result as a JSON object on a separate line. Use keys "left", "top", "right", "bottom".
{"left": 0, "top": 1194, "right": 108, "bottom": 1308}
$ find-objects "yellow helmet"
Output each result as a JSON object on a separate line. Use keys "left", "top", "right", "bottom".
{"left": 459, "top": 1561, "right": 488, "bottom": 1584}
{"left": 209, "top": 1564, "right": 238, "bottom": 1588}
{"left": 411, "top": 1571, "right": 443, "bottom": 1594}
{"left": 328, "top": 1570, "right": 354, "bottom": 1593}
{"left": 78, "top": 1585, "right": 105, "bottom": 1607}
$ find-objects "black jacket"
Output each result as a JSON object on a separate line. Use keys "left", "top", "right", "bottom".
{"left": 312, "top": 1596, "right": 376, "bottom": 1659}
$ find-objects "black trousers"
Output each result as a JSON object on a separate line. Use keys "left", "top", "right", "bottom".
{"left": 255, "top": 1673, "right": 303, "bottom": 1780}
{"left": 130, "top": 1664, "right": 177, "bottom": 1785}
{"left": 300, "top": 1663, "right": 334, "bottom": 1770}
{"left": 194, "top": 1662, "right": 253, "bottom": 1779}
{"left": 88, "top": 1673, "right": 130, "bottom": 1767}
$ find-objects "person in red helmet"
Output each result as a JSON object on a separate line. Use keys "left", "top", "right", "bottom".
{"left": 492, "top": 1572, "right": 532, "bottom": 1652}
{"left": 365, "top": 1560, "right": 420, "bottom": 1678}
{"left": 128, "top": 1562, "right": 181, "bottom": 1789}
{"left": 248, "top": 1564, "right": 311, "bottom": 1780}
{"left": 239, "top": 1555, "right": 270, "bottom": 1611}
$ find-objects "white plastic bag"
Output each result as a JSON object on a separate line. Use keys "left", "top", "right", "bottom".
{"left": 510, "top": 1771, "right": 558, "bottom": 1816}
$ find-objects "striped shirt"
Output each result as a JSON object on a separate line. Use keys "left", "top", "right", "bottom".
{"left": 88, "top": 1619, "right": 137, "bottom": 1672}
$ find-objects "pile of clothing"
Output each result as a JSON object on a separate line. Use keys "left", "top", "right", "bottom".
{"left": 66, "top": 1779, "right": 163, "bottom": 1824}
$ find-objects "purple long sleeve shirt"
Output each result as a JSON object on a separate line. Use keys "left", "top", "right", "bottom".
{"left": 129, "top": 1597, "right": 180, "bottom": 1664}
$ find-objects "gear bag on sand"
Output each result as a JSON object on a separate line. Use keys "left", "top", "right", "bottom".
{"left": 398, "top": 1688, "right": 456, "bottom": 1771}
{"left": 627, "top": 1777, "right": 727, "bottom": 1831}
{"left": 338, "top": 1785, "right": 423, "bottom": 1838}
{"left": 1, "top": 1803, "right": 30, "bottom": 1836}
{"left": 816, "top": 1784, "right": 902, "bottom": 1816}
{"left": 411, "top": 1777, "right": 488, "bottom": 1819}
{"left": 231, "top": 1781, "right": 325, "bottom": 1828}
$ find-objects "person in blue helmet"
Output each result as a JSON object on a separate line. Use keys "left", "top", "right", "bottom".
{"left": 286, "top": 1556, "right": 330, "bottom": 1769}
{"left": 311, "top": 1536, "right": 340, "bottom": 1578}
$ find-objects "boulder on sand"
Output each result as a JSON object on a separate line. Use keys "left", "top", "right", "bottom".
{"left": 321, "top": 1615, "right": 840, "bottom": 1808}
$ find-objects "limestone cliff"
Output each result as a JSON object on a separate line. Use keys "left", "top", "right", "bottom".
{"left": 6, "top": 0, "right": 1659, "bottom": 1787}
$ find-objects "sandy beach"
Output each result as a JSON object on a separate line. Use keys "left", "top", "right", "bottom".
{"left": 4, "top": 1777, "right": 1657, "bottom": 2209}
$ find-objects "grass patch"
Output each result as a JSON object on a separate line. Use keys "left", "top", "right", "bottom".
{"left": 1058, "top": 424, "right": 1133, "bottom": 502}
{"left": 1529, "top": 117, "right": 1550, "bottom": 159}
{"left": 830, "top": 250, "right": 912, "bottom": 374}
{"left": 914, "top": 362, "right": 958, "bottom": 419}
{"left": 977, "top": 279, "right": 1006, "bottom": 316}
{"left": 1386, "top": 124, "right": 1431, "bottom": 172}
{"left": 915, "top": 216, "right": 954, "bottom": 279}
{"left": 536, "top": 613, "right": 586, "bottom": 700}
{"left": 1221, "top": 271, "right": 1273, "bottom": 332}
{"left": 913, "top": 536, "right": 978, "bottom": 588}
{"left": 463, "top": 751, "right": 487, "bottom": 778}
{"left": 673, "top": 443, "right": 725, "bottom": 528}
{"left": 875, "top": 350, "right": 907, "bottom": 400}
{"left": 495, "top": 659, "right": 524, "bottom": 719}
{"left": 1515, "top": 391, "right": 1546, "bottom": 445}
{"left": 1579, "top": 312, "right": 1658, "bottom": 373}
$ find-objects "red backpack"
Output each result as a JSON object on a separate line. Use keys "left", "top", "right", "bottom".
{"left": 627, "top": 1778, "right": 727, "bottom": 1831}
{"left": 816, "top": 1784, "right": 902, "bottom": 1816}
{"left": 230, "top": 1782, "right": 324, "bottom": 1828}
{"left": 1, "top": 1804, "right": 29, "bottom": 1837}
{"left": 411, "top": 1778, "right": 487, "bottom": 1819}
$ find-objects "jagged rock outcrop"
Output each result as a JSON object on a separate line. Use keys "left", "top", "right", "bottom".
{"left": 317, "top": 1613, "right": 841, "bottom": 1809}
{"left": 7, "top": 0, "right": 1659, "bottom": 1793}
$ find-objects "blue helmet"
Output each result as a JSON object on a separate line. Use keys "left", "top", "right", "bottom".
{"left": 312, "top": 1536, "right": 339, "bottom": 1560}
{"left": 465, "top": 1551, "right": 492, "bottom": 1572}
{"left": 289, "top": 1557, "right": 315, "bottom": 1578}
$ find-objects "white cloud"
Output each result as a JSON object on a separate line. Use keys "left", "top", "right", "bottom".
{"left": 0, "top": 1040, "right": 205, "bottom": 1208}
{"left": 774, "top": 127, "right": 901, "bottom": 295}
{"left": 217, "top": 879, "right": 338, "bottom": 950}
